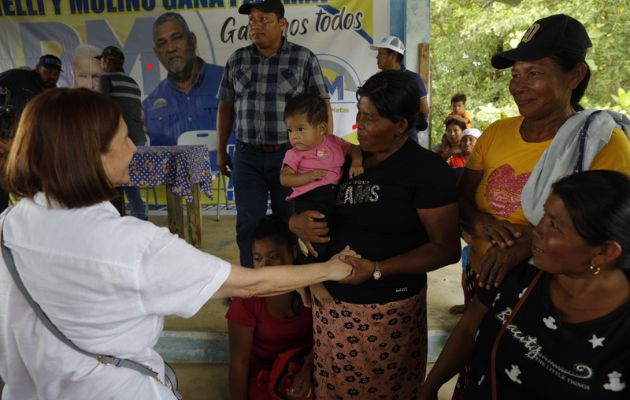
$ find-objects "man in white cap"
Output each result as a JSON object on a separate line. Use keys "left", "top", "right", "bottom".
{"left": 371, "top": 36, "right": 429, "bottom": 137}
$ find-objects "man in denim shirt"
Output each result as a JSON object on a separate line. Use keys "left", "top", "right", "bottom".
{"left": 216, "top": 0, "right": 332, "bottom": 266}
{"left": 143, "top": 12, "right": 224, "bottom": 146}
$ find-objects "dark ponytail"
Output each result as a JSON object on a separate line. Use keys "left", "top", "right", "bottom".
{"left": 551, "top": 51, "right": 590, "bottom": 112}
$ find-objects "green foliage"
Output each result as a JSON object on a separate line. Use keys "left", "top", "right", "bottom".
{"left": 610, "top": 88, "right": 630, "bottom": 112}
{"left": 429, "top": 0, "right": 630, "bottom": 146}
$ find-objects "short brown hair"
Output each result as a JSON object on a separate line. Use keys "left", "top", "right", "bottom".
{"left": 5, "top": 88, "right": 122, "bottom": 209}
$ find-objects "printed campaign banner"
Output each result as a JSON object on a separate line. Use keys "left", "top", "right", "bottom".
{"left": 0, "top": 0, "right": 391, "bottom": 140}
{"left": 0, "top": 0, "right": 397, "bottom": 206}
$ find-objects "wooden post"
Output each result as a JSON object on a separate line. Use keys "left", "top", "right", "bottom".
{"left": 166, "top": 185, "right": 185, "bottom": 241}
{"left": 188, "top": 183, "right": 202, "bottom": 248}
{"left": 418, "top": 43, "right": 431, "bottom": 149}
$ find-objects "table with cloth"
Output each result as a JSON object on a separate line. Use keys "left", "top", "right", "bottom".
{"left": 127, "top": 145, "right": 213, "bottom": 247}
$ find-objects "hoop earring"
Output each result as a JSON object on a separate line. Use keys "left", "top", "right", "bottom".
{"left": 589, "top": 264, "right": 601, "bottom": 275}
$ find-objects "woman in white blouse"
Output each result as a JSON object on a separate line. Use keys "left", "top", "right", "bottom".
{"left": 0, "top": 88, "right": 352, "bottom": 400}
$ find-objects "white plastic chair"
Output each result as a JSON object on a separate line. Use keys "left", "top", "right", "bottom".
{"left": 177, "top": 130, "right": 227, "bottom": 221}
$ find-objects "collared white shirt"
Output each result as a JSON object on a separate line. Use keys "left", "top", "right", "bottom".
{"left": 0, "top": 193, "right": 231, "bottom": 399}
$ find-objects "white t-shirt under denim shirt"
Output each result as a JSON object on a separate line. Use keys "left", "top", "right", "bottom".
{"left": 0, "top": 193, "right": 231, "bottom": 399}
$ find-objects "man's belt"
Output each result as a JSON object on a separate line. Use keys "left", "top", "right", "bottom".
{"left": 238, "top": 140, "right": 291, "bottom": 153}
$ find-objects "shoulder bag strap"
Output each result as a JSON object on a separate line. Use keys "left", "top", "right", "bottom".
{"left": 0, "top": 212, "right": 158, "bottom": 379}
{"left": 490, "top": 269, "right": 544, "bottom": 400}
{"left": 573, "top": 110, "right": 603, "bottom": 174}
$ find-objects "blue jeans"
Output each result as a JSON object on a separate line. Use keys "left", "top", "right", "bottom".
{"left": 124, "top": 186, "right": 148, "bottom": 220}
{"left": 232, "top": 141, "right": 293, "bottom": 267}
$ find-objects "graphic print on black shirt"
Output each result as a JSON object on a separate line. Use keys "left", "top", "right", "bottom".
{"left": 324, "top": 140, "right": 456, "bottom": 304}
{"left": 336, "top": 178, "right": 380, "bottom": 205}
{"left": 466, "top": 262, "right": 630, "bottom": 399}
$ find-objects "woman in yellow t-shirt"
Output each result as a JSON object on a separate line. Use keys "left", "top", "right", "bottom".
{"left": 450, "top": 14, "right": 630, "bottom": 400}
{"left": 459, "top": 14, "right": 630, "bottom": 294}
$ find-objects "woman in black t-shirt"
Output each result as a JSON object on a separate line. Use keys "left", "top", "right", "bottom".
{"left": 290, "top": 70, "right": 461, "bottom": 399}
{"left": 422, "top": 170, "right": 630, "bottom": 400}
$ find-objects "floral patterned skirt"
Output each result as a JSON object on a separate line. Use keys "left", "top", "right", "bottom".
{"left": 311, "top": 288, "right": 427, "bottom": 399}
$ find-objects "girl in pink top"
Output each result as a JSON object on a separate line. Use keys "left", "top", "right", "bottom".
{"left": 280, "top": 93, "right": 363, "bottom": 258}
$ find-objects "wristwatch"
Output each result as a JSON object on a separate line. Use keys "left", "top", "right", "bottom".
{"left": 372, "top": 262, "right": 382, "bottom": 280}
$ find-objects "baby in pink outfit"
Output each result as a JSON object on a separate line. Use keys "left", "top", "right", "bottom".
{"left": 280, "top": 93, "right": 363, "bottom": 258}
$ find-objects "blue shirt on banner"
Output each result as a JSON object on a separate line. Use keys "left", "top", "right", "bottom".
{"left": 142, "top": 59, "right": 224, "bottom": 146}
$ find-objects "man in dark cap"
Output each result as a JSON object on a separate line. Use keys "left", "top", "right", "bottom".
{"left": 0, "top": 54, "right": 62, "bottom": 137}
{"left": 0, "top": 54, "right": 62, "bottom": 211}
{"left": 97, "top": 46, "right": 147, "bottom": 220}
{"left": 216, "top": 0, "right": 332, "bottom": 267}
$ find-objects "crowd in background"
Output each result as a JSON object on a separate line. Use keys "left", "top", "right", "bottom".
{"left": 0, "top": 3, "right": 630, "bottom": 400}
